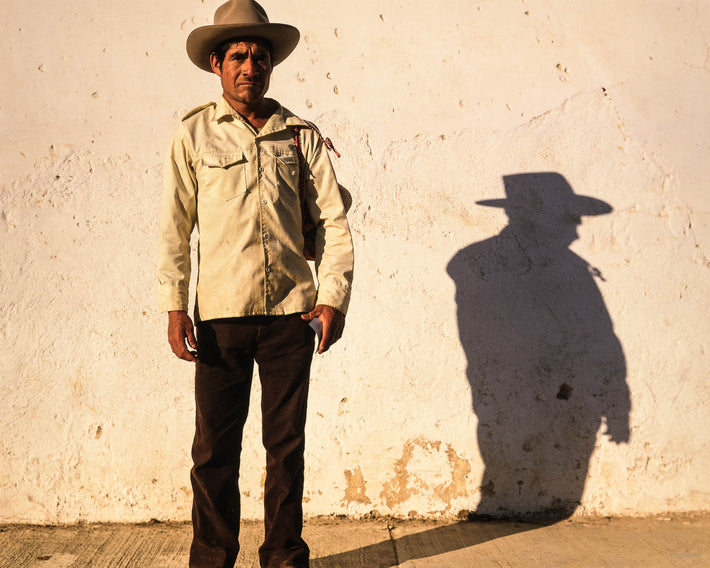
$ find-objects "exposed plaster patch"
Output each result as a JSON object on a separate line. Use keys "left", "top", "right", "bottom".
{"left": 342, "top": 466, "right": 371, "bottom": 505}
{"left": 380, "top": 438, "right": 471, "bottom": 511}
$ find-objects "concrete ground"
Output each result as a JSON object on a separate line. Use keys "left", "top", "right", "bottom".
{"left": 1, "top": 515, "right": 708, "bottom": 568}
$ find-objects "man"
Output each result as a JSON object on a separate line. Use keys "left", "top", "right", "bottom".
{"left": 157, "top": 1, "right": 354, "bottom": 567}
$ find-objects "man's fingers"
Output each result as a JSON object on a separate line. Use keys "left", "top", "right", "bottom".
{"left": 181, "top": 349, "right": 198, "bottom": 362}
{"left": 316, "top": 317, "right": 329, "bottom": 353}
{"left": 321, "top": 324, "right": 340, "bottom": 352}
{"left": 318, "top": 317, "right": 341, "bottom": 354}
{"left": 172, "top": 336, "right": 198, "bottom": 362}
{"left": 317, "top": 329, "right": 330, "bottom": 354}
{"left": 179, "top": 324, "right": 198, "bottom": 361}
{"left": 177, "top": 350, "right": 198, "bottom": 362}
{"left": 308, "top": 305, "right": 345, "bottom": 354}
{"left": 334, "top": 316, "right": 344, "bottom": 340}
{"left": 169, "top": 334, "right": 196, "bottom": 362}
{"left": 186, "top": 325, "right": 198, "bottom": 349}
{"left": 167, "top": 311, "right": 198, "bottom": 363}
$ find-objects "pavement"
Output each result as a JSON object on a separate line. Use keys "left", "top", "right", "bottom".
{"left": 1, "top": 515, "right": 709, "bottom": 568}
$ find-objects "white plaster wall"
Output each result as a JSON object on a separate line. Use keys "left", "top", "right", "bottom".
{"left": 1, "top": 0, "right": 708, "bottom": 523}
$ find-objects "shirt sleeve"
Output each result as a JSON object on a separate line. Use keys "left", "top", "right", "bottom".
{"left": 157, "top": 123, "right": 198, "bottom": 313}
{"left": 303, "top": 131, "right": 355, "bottom": 315}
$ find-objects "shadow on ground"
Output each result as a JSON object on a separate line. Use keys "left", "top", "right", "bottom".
{"left": 311, "top": 519, "right": 545, "bottom": 568}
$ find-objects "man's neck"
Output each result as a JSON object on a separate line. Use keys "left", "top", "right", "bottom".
{"left": 224, "top": 95, "right": 276, "bottom": 132}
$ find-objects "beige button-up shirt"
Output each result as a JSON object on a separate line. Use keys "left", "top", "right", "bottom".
{"left": 157, "top": 97, "right": 354, "bottom": 321}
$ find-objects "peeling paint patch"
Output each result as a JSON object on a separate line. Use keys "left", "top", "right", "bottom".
{"left": 380, "top": 438, "right": 471, "bottom": 510}
{"left": 342, "top": 466, "right": 371, "bottom": 505}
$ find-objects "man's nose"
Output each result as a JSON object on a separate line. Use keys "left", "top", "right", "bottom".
{"left": 242, "top": 56, "right": 257, "bottom": 76}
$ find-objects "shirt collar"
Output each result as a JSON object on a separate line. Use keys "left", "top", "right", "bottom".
{"left": 214, "top": 96, "right": 308, "bottom": 136}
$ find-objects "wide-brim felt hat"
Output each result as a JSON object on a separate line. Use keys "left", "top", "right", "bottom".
{"left": 187, "top": 0, "right": 300, "bottom": 72}
{"left": 477, "top": 173, "right": 612, "bottom": 217}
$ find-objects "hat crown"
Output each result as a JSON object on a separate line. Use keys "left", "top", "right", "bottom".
{"left": 214, "top": 0, "right": 269, "bottom": 26}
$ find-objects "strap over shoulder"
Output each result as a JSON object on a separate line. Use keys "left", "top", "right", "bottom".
{"left": 294, "top": 121, "right": 341, "bottom": 158}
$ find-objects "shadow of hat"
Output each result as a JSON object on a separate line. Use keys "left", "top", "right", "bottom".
{"left": 477, "top": 173, "right": 612, "bottom": 217}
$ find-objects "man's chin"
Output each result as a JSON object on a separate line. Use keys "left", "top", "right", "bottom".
{"left": 236, "top": 90, "right": 266, "bottom": 104}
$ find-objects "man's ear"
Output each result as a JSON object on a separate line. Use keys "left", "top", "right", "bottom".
{"left": 209, "top": 53, "right": 222, "bottom": 76}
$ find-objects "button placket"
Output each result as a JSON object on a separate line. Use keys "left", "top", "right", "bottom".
{"left": 256, "top": 144, "right": 268, "bottom": 205}
{"left": 256, "top": 143, "right": 273, "bottom": 303}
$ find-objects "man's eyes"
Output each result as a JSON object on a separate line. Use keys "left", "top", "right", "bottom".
{"left": 231, "top": 53, "right": 270, "bottom": 65}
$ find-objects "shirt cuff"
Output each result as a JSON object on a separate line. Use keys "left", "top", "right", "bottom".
{"left": 315, "top": 285, "right": 351, "bottom": 316}
{"left": 158, "top": 283, "right": 189, "bottom": 313}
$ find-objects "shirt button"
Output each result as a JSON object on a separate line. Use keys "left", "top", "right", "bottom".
{"left": 265, "top": 267, "right": 271, "bottom": 273}
{"left": 291, "top": 170, "right": 296, "bottom": 175}
{"left": 262, "top": 199, "right": 268, "bottom": 205}
{"left": 259, "top": 166, "right": 265, "bottom": 172}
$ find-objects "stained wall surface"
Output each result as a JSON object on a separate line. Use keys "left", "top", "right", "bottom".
{"left": 1, "top": 0, "right": 708, "bottom": 523}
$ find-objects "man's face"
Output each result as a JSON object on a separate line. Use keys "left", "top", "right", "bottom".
{"left": 210, "top": 40, "right": 272, "bottom": 110}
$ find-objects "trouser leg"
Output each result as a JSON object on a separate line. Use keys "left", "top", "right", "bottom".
{"left": 189, "top": 319, "right": 257, "bottom": 568}
{"left": 256, "top": 314, "right": 315, "bottom": 568}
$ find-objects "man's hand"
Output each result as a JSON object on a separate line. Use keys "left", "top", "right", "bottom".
{"left": 168, "top": 310, "right": 198, "bottom": 362}
{"left": 301, "top": 305, "right": 345, "bottom": 354}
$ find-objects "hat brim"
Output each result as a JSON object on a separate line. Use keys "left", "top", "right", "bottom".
{"left": 477, "top": 195, "right": 612, "bottom": 216}
{"left": 187, "top": 23, "right": 300, "bottom": 72}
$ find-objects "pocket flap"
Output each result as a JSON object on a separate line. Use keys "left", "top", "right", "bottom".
{"left": 276, "top": 154, "right": 298, "bottom": 165}
{"left": 202, "top": 151, "right": 247, "bottom": 168}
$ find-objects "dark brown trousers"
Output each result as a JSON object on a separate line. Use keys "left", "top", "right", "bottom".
{"left": 189, "top": 314, "right": 314, "bottom": 568}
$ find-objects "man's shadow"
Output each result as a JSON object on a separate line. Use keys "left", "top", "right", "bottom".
{"left": 447, "top": 172, "right": 631, "bottom": 519}
{"left": 312, "top": 173, "right": 631, "bottom": 566}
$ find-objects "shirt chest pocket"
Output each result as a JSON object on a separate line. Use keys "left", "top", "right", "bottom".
{"left": 274, "top": 153, "right": 300, "bottom": 206}
{"left": 198, "top": 151, "right": 248, "bottom": 201}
